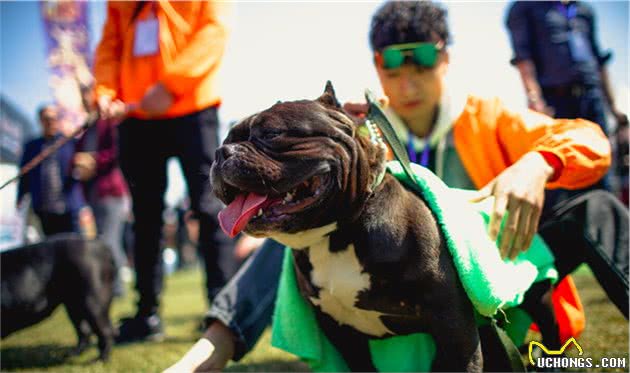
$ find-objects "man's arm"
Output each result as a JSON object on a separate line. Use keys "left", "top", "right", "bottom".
{"left": 505, "top": 3, "right": 553, "bottom": 115}
{"left": 514, "top": 60, "right": 553, "bottom": 116}
{"left": 599, "top": 65, "right": 627, "bottom": 128}
{"left": 496, "top": 105, "right": 611, "bottom": 190}
{"left": 585, "top": 4, "right": 627, "bottom": 127}
{"left": 471, "top": 98, "right": 611, "bottom": 258}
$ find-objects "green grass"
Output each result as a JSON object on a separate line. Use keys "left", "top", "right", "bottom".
{"left": 1, "top": 266, "right": 627, "bottom": 372}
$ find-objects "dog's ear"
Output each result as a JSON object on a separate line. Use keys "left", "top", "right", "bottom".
{"left": 317, "top": 81, "right": 342, "bottom": 109}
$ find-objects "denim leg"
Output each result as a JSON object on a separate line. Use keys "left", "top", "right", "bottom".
{"left": 93, "top": 196, "right": 129, "bottom": 272}
{"left": 204, "top": 239, "right": 285, "bottom": 360}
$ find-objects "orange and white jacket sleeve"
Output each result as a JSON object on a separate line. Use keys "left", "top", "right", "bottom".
{"left": 495, "top": 99, "right": 611, "bottom": 189}
{"left": 93, "top": 2, "right": 123, "bottom": 100}
{"left": 159, "top": 1, "right": 229, "bottom": 98}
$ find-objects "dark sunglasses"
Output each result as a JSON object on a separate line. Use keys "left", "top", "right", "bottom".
{"left": 375, "top": 42, "right": 444, "bottom": 70}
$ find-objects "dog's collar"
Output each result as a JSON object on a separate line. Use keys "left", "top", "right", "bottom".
{"left": 361, "top": 119, "right": 387, "bottom": 190}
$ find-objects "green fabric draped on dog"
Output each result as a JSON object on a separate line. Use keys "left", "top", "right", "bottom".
{"left": 271, "top": 161, "right": 557, "bottom": 372}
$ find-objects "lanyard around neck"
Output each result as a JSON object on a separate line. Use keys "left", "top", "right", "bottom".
{"left": 557, "top": 2, "right": 577, "bottom": 20}
{"left": 407, "top": 132, "right": 431, "bottom": 168}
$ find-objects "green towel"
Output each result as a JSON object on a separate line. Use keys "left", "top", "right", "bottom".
{"left": 271, "top": 161, "right": 557, "bottom": 372}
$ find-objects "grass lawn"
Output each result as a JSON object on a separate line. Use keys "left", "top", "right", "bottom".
{"left": 1, "top": 265, "right": 627, "bottom": 372}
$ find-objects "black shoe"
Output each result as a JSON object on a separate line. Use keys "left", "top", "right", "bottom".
{"left": 115, "top": 314, "right": 165, "bottom": 344}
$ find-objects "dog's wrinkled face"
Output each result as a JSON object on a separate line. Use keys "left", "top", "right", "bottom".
{"left": 211, "top": 82, "right": 384, "bottom": 238}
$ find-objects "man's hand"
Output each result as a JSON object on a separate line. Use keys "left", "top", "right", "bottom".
{"left": 612, "top": 109, "right": 628, "bottom": 128}
{"left": 527, "top": 94, "right": 554, "bottom": 117}
{"left": 140, "top": 82, "right": 174, "bottom": 117}
{"left": 97, "top": 95, "right": 130, "bottom": 121}
{"left": 343, "top": 101, "right": 369, "bottom": 119}
{"left": 163, "top": 321, "right": 236, "bottom": 373}
{"left": 470, "top": 151, "right": 555, "bottom": 260}
{"left": 73, "top": 152, "right": 97, "bottom": 181}
{"left": 343, "top": 97, "right": 389, "bottom": 120}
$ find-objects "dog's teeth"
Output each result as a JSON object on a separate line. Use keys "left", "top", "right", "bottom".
{"left": 257, "top": 209, "right": 263, "bottom": 216}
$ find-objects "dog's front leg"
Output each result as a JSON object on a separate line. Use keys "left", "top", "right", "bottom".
{"left": 429, "top": 307, "right": 483, "bottom": 372}
{"left": 315, "top": 311, "right": 377, "bottom": 371}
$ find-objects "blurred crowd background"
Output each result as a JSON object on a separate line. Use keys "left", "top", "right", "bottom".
{"left": 0, "top": 0, "right": 627, "bottom": 359}
{"left": 0, "top": 0, "right": 628, "bottom": 298}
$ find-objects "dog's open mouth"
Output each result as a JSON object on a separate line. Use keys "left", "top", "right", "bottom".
{"left": 218, "top": 174, "right": 328, "bottom": 237}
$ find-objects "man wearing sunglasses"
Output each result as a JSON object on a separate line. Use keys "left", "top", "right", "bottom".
{"left": 167, "top": 1, "right": 627, "bottom": 371}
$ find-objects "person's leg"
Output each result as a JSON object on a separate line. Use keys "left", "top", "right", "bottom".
{"left": 93, "top": 198, "right": 127, "bottom": 269}
{"left": 176, "top": 107, "right": 235, "bottom": 304}
{"left": 578, "top": 87, "right": 608, "bottom": 135}
{"left": 539, "top": 190, "right": 628, "bottom": 318}
{"left": 93, "top": 196, "right": 129, "bottom": 295}
{"left": 37, "top": 211, "right": 75, "bottom": 236}
{"left": 118, "top": 119, "right": 169, "bottom": 318}
{"left": 204, "top": 239, "right": 285, "bottom": 360}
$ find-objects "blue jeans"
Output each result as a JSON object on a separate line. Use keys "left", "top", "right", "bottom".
{"left": 204, "top": 239, "right": 284, "bottom": 359}
{"left": 92, "top": 196, "right": 129, "bottom": 273}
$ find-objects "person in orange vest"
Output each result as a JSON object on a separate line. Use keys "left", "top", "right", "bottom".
{"left": 93, "top": 1, "right": 236, "bottom": 343}
{"left": 167, "top": 1, "right": 628, "bottom": 371}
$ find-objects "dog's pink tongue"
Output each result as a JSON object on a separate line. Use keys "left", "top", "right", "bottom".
{"left": 218, "top": 193, "right": 269, "bottom": 238}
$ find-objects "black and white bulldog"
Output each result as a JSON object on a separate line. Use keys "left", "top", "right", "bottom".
{"left": 211, "top": 83, "right": 482, "bottom": 371}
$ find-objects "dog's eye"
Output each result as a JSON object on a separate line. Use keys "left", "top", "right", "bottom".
{"left": 262, "top": 131, "right": 283, "bottom": 140}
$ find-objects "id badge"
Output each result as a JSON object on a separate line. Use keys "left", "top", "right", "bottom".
{"left": 568, "top": 30, "right": 594, "bottom": 62}
{"left": 133, "top": 18, "right": 159, "bottom": 57}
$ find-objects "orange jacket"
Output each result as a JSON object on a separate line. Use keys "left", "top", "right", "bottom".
{"left": 448, "top": 96, "right": 607, "bottom": 342}
{"left": 453, "top": 95, "right": 611, "bottom": 190}
{"left": 93, "top": 1, "right": 229, "bottom": 119}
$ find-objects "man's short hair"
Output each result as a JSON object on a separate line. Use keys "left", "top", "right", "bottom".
{"left": 369, "top": 1, "right": 451, "bottom": 52}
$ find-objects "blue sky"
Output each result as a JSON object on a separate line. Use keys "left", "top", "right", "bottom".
{"left": 1, "top": 1, "right": 628, "bottom": 134}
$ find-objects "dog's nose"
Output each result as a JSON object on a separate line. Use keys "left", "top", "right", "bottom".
{"left": 215, "top": 145, "right": 233, "bottom": 163}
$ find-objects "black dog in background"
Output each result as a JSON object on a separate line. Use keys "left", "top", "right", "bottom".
{"left": 1, "top": 233, "right": 116, "bottom": 361}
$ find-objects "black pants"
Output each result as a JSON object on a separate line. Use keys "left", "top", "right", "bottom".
{"left": 36, "top": 211, "right": 79, "bottom": 236}
{"left": 206, "top": 189, "right": 629, "bottom": 360}
{"left": 539, "top": 190, "right": 628, "bottom": 317}
{"left": 119, "top": 107, "right": 234, "bottom": 316}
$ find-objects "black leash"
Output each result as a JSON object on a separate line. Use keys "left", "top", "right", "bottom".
{"left": 365, "top": 89, "right": 423, "bottom": 196}
{"left": 0, "top": 112, "right": 100, "bottom": 191}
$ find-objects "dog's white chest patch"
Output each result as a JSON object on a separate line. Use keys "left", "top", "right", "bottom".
{"left": 308, "top": 240, "right": 392, "bottom": 337}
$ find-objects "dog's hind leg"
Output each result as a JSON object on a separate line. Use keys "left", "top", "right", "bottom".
{"left": 64, "top": 302, "right": 92, "bottom": 357}
{"left": 82, "top": 293, "right": 114, "bottom": 361}
{"left": 430, "top": 322, "right": 482, "bottom": 372}
{"left": 427, "top": 298, "right": 483, "bottom": 372}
